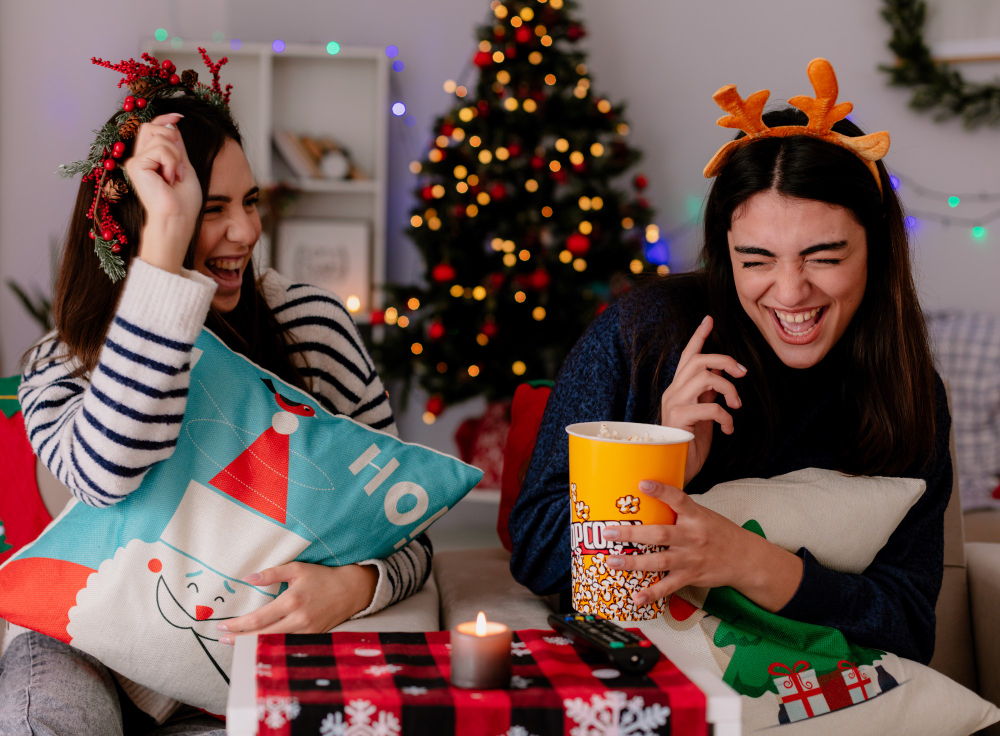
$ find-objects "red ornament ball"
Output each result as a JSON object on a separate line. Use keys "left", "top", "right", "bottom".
{"left": 489, "top": 182, "right": 507, "bottom": 200}
{"left": 103, "top": 159, "right": 116, "bottom": 171}
{"left": 567, "top": 24, "right": 587, "bottom": 41}
{"left": 530, "top": 269, "right": 551, "bottom": 290}
{"left": 370, "top": 310, "right": 386, "bottom": 325}
{"left": 473, "top": 50, "right": 493, "bottom": 68}
{"left": 481, "top": 321, "right": 499, "bottom": 339}
{"left": 431, "top": 263, "right": 457, "bottom": 283}
{"left": 634, "top": 174, "right": 649, "bottom": 190}
{"left": 551, "top": 168, "right": 568, "bottom": 184}
{"left": 111, "top": 243, "right": 121, "bottom": 253}
{"left": 101, "top": 229, "right": 113, "bottom": 241}
{"left": 426, "top": 396, "right": 445, "bottom": 416}
{"left": 136, "top": 98, "right": 147, "bottom": 110}
{"left": 515, "top": 27, "right": 532, "bottom": 44}
{"left": 440, "top": 122, "right": 455, "bottom": 137}
{"left": 428, "top": 321, "right": 446, "bottom": 340}
{"left": 169, "top": 73, "right": 181, "bottom": 85}
{"left": 530, "top": 155, "right": 546, "bottom": 170}
{"left": 489, "top": 272, "right": 505, "bottom": 290}
{"left": 421, "top": 186, "right": 435, "bottom": 201}
{"left": 637, "top": 196, "right": 650, "bottom": 210}
{"left": 566, "top": 232, "right": 591, "bottom": 256}
{"left": 123, "top": 101, "right": 135, "bottom": 112}
{"left": 477, "top": 100, "right": 490, "bottom": 115}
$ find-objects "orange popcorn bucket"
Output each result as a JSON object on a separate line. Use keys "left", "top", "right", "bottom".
{"left": 566, "top": 421, "right": 693, "bottom": 621}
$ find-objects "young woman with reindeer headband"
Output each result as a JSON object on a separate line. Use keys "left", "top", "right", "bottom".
{"left": 509, "top": 59, "right": 951, "bottom": 665}
{"left": 3, "top": 50, "right": 431, "bottom": 734}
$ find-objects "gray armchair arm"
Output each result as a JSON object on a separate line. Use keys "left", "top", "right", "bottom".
{"left": 967, "top": 542, "right": 1000, "bottom": 723}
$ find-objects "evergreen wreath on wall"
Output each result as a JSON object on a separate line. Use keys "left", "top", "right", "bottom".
{"left": 881, "top": 0, "right": 1000, "bottom": 127}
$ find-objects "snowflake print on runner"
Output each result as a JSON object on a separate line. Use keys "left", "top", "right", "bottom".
{"left": 319, "top": 699, "right": 402, "bottom": 736}
{"left": 563, "top": 691, "right": 670, "bottom": 736}
{"left": 256, "top": 662, "right": 273, "bottom": 678}
{"left": 511, "top": 675, "right": 533, "bottom": 689}
{"left": 500, "top": 727, "right": 541, "bottom": 736}
{"left": 401, "top": 686, "right": 428, "bottom": 696}
{"left": 257, "top": 695, "right": 301, "bottom": 729}
{"left": 511, "top": 641, "right": 532, "bottom": 657}
{"left": 365, "top": 663, "right": 404, "bottom": 676}
{"left": 543, "top": 636, "right": 571, "bottom": 646}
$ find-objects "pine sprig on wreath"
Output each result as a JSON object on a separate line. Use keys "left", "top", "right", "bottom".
{"left": 880, "top": 0, "right": 1000, "bottom": 127}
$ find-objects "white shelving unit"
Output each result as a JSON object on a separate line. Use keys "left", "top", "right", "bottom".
{"left": 143, "top": 40, "right": 390, "bottom": 321}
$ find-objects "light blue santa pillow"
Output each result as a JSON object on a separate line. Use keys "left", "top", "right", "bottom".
{"left": 0, "top": 328, "right": 482, "bottom": 714}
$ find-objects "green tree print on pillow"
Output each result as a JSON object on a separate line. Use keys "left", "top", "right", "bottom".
{"left": 703, "top": 520, "right": 885, "bottom": 698}
{"left": 0, "top": 517, "right": 11, "bottom": 555}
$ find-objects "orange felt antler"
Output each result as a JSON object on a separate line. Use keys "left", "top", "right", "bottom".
{"left": 703, "top": 58, "right": 890, "bottom": 194}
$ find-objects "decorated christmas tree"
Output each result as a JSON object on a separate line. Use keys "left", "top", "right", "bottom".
{"left": 375, "top": 0, "right": 664, "bottom": 422}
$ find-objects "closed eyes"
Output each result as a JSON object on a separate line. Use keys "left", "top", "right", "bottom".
{"left": 741, "top": 258, "right": 842, "bottom": 268}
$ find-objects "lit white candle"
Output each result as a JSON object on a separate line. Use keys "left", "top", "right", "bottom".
{"left": 450, "top": 611, "right": 512, "bottom": 689}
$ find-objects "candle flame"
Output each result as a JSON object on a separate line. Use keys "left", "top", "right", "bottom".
{"left": 476, "top": 611, "right": 487, "bottom": 636}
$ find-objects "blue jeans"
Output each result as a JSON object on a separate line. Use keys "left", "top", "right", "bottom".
{"left": 0, "top": 632, "right": 226, "bottom": 736}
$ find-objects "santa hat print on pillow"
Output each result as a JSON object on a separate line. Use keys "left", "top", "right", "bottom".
{"left": 0, "top": 329, "right": 482, "bottom": 714}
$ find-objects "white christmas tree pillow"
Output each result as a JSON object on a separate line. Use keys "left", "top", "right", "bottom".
{"left": 0, "top": 329, "right": 482, "bottom": 715}
{"left": 634, "top": 469, "right": 1000, "bottom": 734}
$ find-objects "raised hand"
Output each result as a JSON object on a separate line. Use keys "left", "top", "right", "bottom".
{"left": 123, "top": 113, "right": 203, "bottom": 274}
{"left": 659, "top": 315, "right": 746, "bottom": 484}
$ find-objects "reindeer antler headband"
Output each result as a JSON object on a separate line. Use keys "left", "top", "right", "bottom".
{"left": 704, "top": 58, "right": 890, "bottom": 194}
{"left": 58, "top": 49, "right": 233, "bottom": 282}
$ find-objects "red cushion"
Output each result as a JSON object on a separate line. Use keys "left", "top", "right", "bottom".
{"left": 0, "top": 380, "right": 52, "bottom": 565}
{"left": 497, "top": 383, "right": 552, "bottom": 552}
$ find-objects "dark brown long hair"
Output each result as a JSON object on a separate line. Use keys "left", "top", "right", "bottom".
{"left": 46, "top": 95, "right": 307, "bottom": 391}
{"left": 637, "top": 107, "right": 936, "bottom": 476}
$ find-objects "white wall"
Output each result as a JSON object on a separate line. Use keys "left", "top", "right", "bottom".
{"left": 3, "top": 0, "right": 998, "bottom": 451}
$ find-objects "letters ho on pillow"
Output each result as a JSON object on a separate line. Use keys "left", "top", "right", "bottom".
{"left": 0, "top": 329, "right": 482, "bottom": 715}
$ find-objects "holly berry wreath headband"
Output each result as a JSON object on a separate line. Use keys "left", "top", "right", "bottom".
{"left": 58, "top": 49, "right": 233, "bottom": 282}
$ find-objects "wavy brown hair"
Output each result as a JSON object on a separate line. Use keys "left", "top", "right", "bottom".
{"left": 636, "top": 107, "right": 936, "bottom": 476}
{"left": 44, "top": 95, "right": 307, "bottom": 390}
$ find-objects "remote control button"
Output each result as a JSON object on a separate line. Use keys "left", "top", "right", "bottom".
{"left": 565, "top": 615, "right": 574, "bottom": 621}
{"left": 575, "top": 616, "right": 584, "bottom": 620}
{"left": 610, "top": 642, "right": 624, "bottom": 649}
{"left": 639, "top": 640, "right": 653, "bottom": 647}
{"left": 585, "top": 616, "right": 594, "bottom": 621}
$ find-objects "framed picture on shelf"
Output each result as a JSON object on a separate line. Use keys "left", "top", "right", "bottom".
{"left": 276, "top": 219, "right": 371, "bottom": 315}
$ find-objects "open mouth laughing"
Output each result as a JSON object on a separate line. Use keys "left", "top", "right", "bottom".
{"left": 769, "top": 306, "right": 827, "bottom": 344}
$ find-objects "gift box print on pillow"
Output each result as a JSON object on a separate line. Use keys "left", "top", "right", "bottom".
{"left": 0, "top": 329, "right": 482, "bottom": 715}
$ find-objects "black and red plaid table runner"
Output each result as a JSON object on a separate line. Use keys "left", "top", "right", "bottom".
{"left": 254, "top": 629, "right": 706, "bottom": 736}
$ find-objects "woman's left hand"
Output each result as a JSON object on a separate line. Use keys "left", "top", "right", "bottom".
{"left": 217, "top": 562, "right": 378, "bottom": 643}
{"left": 604, "top": 480, "right": 747, "bottom": 605}
{"left": 603, "top": 480, "right": 803, "bottom": 612}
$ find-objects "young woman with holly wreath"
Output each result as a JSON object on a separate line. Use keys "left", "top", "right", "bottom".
{"left": 509, "top": 59, "right": 952, "bottom": 665}
{"left": 1, "top": 52, "right": 431, "bottom": 735}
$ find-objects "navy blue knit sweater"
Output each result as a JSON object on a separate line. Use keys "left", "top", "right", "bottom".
{"left": 508, "top": 278, "right": 952, "bottom": 665}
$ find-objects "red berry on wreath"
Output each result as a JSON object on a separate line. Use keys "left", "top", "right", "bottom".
{"left": 634, "top": 174, "right": 648, "bottom": 190}
{"left": 89, "top": 230, "right": 96, "bottom": 240}
{"left": 125, "top": 95, "right": 136, "bottom": 104}
{"left": 123, "top": 101, "right": 135, "bottom": 112}
{"left": 136, "top": 98, "right": 147, "bottom": 109}
{"left": 426, "top": 395, "right": 445, "bottom": 416}
{"left": 169, "top": 73, "right": 181, "bottom": 85}
{"left": 111, "top": 243, "right": 121, "bottom": 253}
{"left": 113, "top": 141, "right": 126, "bottom": 155}
{"left": 431, "top": 263, "right": 456, "bottom": 282}
{"left": 162, "top": 59, "right": 174, "bottom": 70}
{"left": 103, "top": 159, "right": 116, "bottom": 171}
{"left": 428, "top": 321, "right": 446, "bottom": 340}
{"left": 474, "top": 50, "right": 493, "bottom": 68}
{"left": 101, "top": 229, "right": 113, "bottom": 241}
{"left": 566, "top": 232, "right": 590, "bottom": 256}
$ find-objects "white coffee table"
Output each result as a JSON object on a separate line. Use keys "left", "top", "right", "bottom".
{"left": 227, "top": 630, "right": 740, "bottom": 736}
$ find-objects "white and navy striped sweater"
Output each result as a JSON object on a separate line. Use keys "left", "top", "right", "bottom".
{"left": 19, "top": 259, "right": 431, "bottom": 621}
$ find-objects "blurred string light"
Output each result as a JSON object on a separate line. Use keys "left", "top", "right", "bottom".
{"left": 171, "top": 37, "right": 184, "bottom": 49}
{"left": 155, "top": 28, "right": 168, "bottom": 42}
{"left": 890, "top": 171, "right": 1000, "bottom": 239}
{"left": 230, "top": 38, "right": 243, "bottom": 51}
{"left": 327, "top": 41, "right": 341, "bottom": 55}
{"left": 272, "top": 39, "right": 285, "bottom": 53}
{"left": 392, "top": 102, "right": 406, "bottom": 116}
{"left": 386, "top": 45, "right": 399, "bottom": 57}
{"left": 212, "top": 31, "right": 225, "bottom": 44}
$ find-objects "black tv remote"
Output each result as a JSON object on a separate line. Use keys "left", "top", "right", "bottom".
{"left": 547, "top": 613, "right": 661, "bottom": 674}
